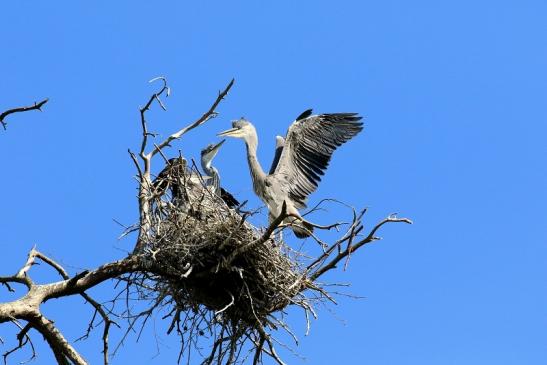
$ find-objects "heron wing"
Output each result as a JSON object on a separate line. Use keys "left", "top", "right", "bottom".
{"left": 273, "top": 113, "right": 363, "bottom": 209}
{"left": 268, "top": 136, "right": 286, "bottom": 175}
{"left": 220, "top": 187, "right": 240, "bottom": 208}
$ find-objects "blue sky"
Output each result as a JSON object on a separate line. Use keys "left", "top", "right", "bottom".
{"left": 1, "top": 1, "right": 546, "bottom": 364}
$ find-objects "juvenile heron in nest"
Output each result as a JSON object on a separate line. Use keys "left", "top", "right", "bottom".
{"left": 154, "top": 157, "right": 188, "bottom": 204}
{"left": 218, "top": 109, "right": 363, "bottom": 238}
{"left": 200, "top": 140, "right": 240, "bottom": 208}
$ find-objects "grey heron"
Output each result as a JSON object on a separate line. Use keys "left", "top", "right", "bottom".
{"left": 218, "top": 109, "right": 363, "bottom": 238}
{"left": 200, "top": 140, "right": 240, "bottom": 209}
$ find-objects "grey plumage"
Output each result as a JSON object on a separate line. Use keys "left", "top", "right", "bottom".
{"left": 274, "top": 112, "right": 363, "bottom": 210}
{"left": 218, "top": 110, "right": 363, "bottom": 238}
{"left": 200, "top": 140, "right": 240, "bottom": 209}
{"left": 200, "top": 140, "right": 224, "bottom": 196}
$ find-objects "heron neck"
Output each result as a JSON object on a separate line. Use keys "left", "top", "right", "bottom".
{"left": 201, "top": 161, "right": 221, "bottom": 194}
{"left": 201, "top": 159, "right": 213, "bottom": 176}
{"left": 244, "top": 136, "right": 266, "bottom": 190}
{"left": 209, "top": 167, "right": 220, "bottom": 194}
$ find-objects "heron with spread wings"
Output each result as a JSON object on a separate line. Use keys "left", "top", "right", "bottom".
{"left": 218, "top": 109, "right": 363, "bottom": 238}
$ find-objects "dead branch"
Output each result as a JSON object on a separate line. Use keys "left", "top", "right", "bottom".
{"left": 2, "top": 320, "right": 35, "bottom": 365}
{"left": 309, "top": 214, "right": 413, "bottom": 281}
{"left": 0, "top": 98, "right": 48, "bottom": 130}
{"left": 151, "top": 78, "right": 234, "bottom": 158}
{"left": 30, "top": 314, "right": 87, "bottom": 365}
{"left": 33, "top": 250, "right": 118, "bottom": 365}
{"left": 0, "top": 250, "right": 144, "bottom": 364}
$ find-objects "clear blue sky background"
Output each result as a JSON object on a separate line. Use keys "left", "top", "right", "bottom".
{"left": 1, "top": 1, "right": 546, "bottom": 364}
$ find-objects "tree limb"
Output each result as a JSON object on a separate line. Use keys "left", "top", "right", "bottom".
{"left": 0, "top": 99, "right": 48, "bottom": 130}
{"left": 309, "top": 214, "right": 412, "bottom": 281}
{"left": 30, "top": 314, "right": 87, "bottom": 365}
{"left": 150, "top": 78, "right": 234, "bottom": 158}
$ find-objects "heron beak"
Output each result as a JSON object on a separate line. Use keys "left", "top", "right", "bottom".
{"left": 209, "top": 139, "right": 225, "bottom": 158}
{"left": 212, "top": 139, "right": 226, "bottom": 149}
{"left": 217, "top": 128, "right": 239, "bottom": 137}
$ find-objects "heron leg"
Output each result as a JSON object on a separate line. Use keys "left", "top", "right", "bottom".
{"left": 269, "top": 211, "right": 284, "bottom": 242}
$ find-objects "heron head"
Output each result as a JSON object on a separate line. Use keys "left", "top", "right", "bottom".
{"left": 167, "top": 156, "right": 187, "bottom": 169}
{"left": 200, "top": 139, "right": 225, "bottom": 166}
{"left": 217, "top": 118, "right": 255, "bottom": 139}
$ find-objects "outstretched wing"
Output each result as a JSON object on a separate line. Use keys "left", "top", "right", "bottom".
{"left": 273, "top": 113, "right": 363, "bottom": 209}
{"left": 267, "top": 109, "right": 311, "bottom": 175}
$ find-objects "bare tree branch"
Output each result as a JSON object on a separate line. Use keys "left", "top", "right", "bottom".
{"left": 30, "top": 314, "right": 87, "bottom": 365}
{"left": 150, "top": 78, "right": 234, "bottom": 158}
{"left": 2, "top": 320, "right": 35, "bottom": 365}
{"left": 139, "top": 77, "right": 169, "bottom": 161}
{"left": 309, "top": 214, "right": 413, "bottom": 281}
{"left": 0, "top": 98, "right": 48, "bottom": 130}
{"left": 31, "top": 250, "right": 118, "bottom": 365}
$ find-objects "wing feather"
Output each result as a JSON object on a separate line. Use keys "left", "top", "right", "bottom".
{"left": 273, "top": 113, "right": 363, "bottom": 208}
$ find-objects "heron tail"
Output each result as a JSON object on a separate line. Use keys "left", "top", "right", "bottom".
{"left": 292, "top": 220, "right": 314, "bottom": 238}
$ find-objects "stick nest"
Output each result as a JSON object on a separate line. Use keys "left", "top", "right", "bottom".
{"left": 139, "top": 158, "right": 307, "bottom": 327}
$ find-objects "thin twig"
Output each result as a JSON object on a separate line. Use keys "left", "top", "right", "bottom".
{"left": 2, "top": 321, "right": 36, "bottom": 365}
{"left": 310, "top": 214, "right": 412, "bottom": 281}
{"left": 221, "top": 201, "right": 287, "bottom": 268}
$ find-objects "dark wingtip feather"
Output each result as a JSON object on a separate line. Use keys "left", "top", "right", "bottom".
{"left": 220, "top": 188, "right": 240, "bottom": 208}
{"left": 296, "top": 109, "right": 313, "bottom": 121}
{"left": 293, "top": 221, "right": 314, "bottom": 238}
